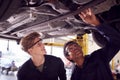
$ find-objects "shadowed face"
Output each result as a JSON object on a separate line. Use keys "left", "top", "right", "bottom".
{"left": 66, "top": 43, "right": 83, "bottom": 62}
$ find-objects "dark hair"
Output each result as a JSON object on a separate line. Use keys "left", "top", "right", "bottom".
{"left": 63, "top": 41, "right": 78, "bottom": 62}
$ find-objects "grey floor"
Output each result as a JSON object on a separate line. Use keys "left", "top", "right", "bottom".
{"left": 0, "top": 68, "right": 17, "bottom": 80}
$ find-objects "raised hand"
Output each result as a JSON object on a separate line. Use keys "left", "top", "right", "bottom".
{"left": 79, "top": 8, "right": 100, "bottom": 26}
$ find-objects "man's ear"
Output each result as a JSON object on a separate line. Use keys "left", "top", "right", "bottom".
{"left": 66, "top": 56, "right": 71, "bottom": 60}
{"left": 28, "top": 48, "right": 32, "bottom": 54}
{"left": 66, "top": 56, "right": 74, "bottom": 63}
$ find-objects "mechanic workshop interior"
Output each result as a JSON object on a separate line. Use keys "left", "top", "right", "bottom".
{"left": 0, "top": 0, "right": 120, "bottom": 80}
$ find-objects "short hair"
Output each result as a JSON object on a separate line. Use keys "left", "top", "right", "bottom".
{"left": 20, "top": 32, "right": 40, "bottom": 52}
{"left": 63, "top": 41, "right": 79, "bottom": 62}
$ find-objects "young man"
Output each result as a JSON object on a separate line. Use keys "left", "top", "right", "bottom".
{"left": 63, "top": 8, "right": 120, "bottom": 80}
{"left": 17, "top": 32, "right": 66, "bottom": 80}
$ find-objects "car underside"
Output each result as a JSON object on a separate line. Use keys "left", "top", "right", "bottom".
{"left": 0, "top": 0, "right": 120, "bottom": 43}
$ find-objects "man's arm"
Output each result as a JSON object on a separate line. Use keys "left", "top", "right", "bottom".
{"left": 96, "top": 23, "right": 120, "bottom": 62}
{"left": 79, "top": 8, "right": 120, "bottom": 48}
{"left": 79, "top": 8, "right": 120, "bottom": 62}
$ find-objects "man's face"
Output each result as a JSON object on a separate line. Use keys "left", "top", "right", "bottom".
{"left": 28, "top": 37, "right": 46, "bottom": 55}
{"left": 66, "top": 43, "right": 83, "bottom": 62}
